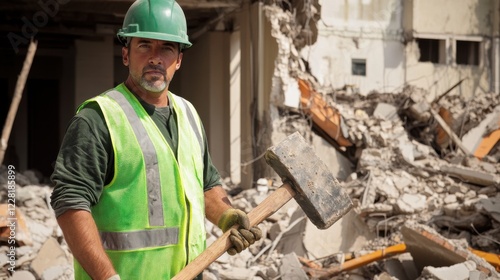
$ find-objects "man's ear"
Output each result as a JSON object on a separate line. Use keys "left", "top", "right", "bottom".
{"left": 176, "top": 52, "right": 183, "bottom": 70}
{"left": 122, "top": 47, "right": 129, "bottom": 66}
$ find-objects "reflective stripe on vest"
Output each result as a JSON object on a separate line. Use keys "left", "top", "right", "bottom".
{"left": 100, "top": 227, "right": 179, "bottom": 250}
{"left": 107, "top": 90, "right": 164, "bottom": 227}
{"left": 179, "top": 98, "right": 204, "bottom": 156}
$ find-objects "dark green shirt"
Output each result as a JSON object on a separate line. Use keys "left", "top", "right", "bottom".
{"left": 50, "top": 92, "right": 222, "bottom": 218}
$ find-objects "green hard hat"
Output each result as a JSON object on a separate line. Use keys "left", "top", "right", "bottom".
{"left": 117, "top": 0, "right": 192, "bottom": 49}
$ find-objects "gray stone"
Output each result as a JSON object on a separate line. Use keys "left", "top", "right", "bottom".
{"left": 280, "top": 252, "right": 308, "bottom": 280}
{"left": 475, "top": 196, "right": 500, "bottom": 223}
{"left": 373, "top": 103, "right": 399, "bottom": 121}
{"left": 443, "top": 194, "right": 457, "bottom": 204}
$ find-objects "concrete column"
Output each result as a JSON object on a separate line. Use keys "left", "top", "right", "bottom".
{"left": 74, "top": 36, "right": 114, "bottom": 109}
{"left": 239, "top": 2, "right": 255, "bottom": 188}
{"left": 229, "top": 31, "right": 242, "bottom": 184}
{"left": 239, "top": 2, "right": 280, "bottom": 185}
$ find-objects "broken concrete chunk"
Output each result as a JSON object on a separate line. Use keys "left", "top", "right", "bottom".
{"left": 398, "top": 140, "right": 415, "bottom": 163}
{"left": 358, "top": 148, "right": 393, "bottom": 170}
{"left": 30, "top": 238, "right": 70, "bottom": 279}
{"left": 280, "top": 252, "right": 309, "bottom": 280}
{"left": 360, "top": 203, "right": 394, "bottom": 215}
{"left": 373, "top": 103, "right": 399, "bottom": 121}
{"left": 395, "top": 194, "right": 427, "bottom": 214}
{"left": 443, "top": 194, "right": 457, "bottom": 204}
{"left": 401, "top": 222, "right": 499, "bottom": 277}
{"left": 420, "top": 260, "right": 478, "bottom": 280}
{"left": 474, "top": 197, "right": 500, "bottom": 223}
{"left": 440, "top": 165, "right": 500, "bottom": 186}
{"left": 376, "top": 177, "right": 400, "bottom": 199}
{"left": 304, "top": 209, "right": 376, "bottom": 259}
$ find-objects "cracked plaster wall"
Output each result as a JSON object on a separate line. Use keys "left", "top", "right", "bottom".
{"left": 411, "top": 0, "right": 494, "bottom": 36}
{"left": 405, "top": 0, "right": 495, "bottom": 100}
{"left": 301, "top": 0, "right": 405, "bottom": 95}
{"left": 298, "top": 0, "right": 496, "bottom": 98}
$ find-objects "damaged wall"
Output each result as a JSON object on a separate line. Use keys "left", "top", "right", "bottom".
{"left": 297, "top": 0, "right": 498, "bottom": 98}
{"left": 404, "top": 0, "right": 496, "bottom": 100}
{"left": 409, "top": 0, "right": 493, "bottom": 35}
{"left": 301, "top": 0, "right": 405, "bottom": 95}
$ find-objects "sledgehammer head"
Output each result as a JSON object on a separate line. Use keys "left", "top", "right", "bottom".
{"left": 264, "top": 132, "right": 353, "bottom": 229}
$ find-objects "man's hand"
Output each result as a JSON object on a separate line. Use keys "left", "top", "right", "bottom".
{"left": 218, "top": 208, "right": 263, "bottom": 255}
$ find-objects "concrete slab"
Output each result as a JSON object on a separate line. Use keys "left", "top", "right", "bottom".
{"left": 373, "top": 103, "right": 399, "bottom": 121}
{"left": 401, "top": 223, "right": 498, "bottom": 277}
{"left": 420, "top": 260, "right": 477, "bottom": 280}
{"left": 280, "top": 252, "right": 309, "bottom": 280}
{"left": 30, "top": 238, "right": 69, "bottom": 278}
{"left": 462, "top": 106, "right": 500, "bottom": 153}
{"left": 304, "top": 208, "right": 376, "bottom": 259}
{"left": 440, "top": 165, "right": 499, "bottom": 186}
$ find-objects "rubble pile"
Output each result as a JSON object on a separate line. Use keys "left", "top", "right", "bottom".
{"left": 0, "top": 84, "right": 499, "bottom": 280}
{"left": 0, "top": 168, "right": 72, "bottom": 280}
{"left": 202, "top": 84, "right": 500, "bottom": 279}
{"left": 257, "top": 2, "right": 500, "bottom": 277}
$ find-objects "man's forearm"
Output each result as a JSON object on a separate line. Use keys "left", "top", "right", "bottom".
{"left": 57, "top": 209, "right": 117, "bottom": 280}
{"left": 204, "top": 185, "right": 232, "bottom": 225}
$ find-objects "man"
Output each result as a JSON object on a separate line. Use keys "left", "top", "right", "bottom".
{"left": 50, "top": 0, "right": 262, "bottom": 279}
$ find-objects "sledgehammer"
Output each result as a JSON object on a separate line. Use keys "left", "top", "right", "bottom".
{"left": 172, "top": 132, "right": 353, "bottom": 279}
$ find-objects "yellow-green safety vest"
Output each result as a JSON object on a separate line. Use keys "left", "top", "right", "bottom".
{"left": 74, "top": 84, "right": 206, "bottom": 279}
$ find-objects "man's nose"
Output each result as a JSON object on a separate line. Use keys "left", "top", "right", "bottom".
{"left": 149, "top": 48, "right": 162, "bottom": 65}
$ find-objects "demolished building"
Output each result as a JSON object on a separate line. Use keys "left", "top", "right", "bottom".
{"left": 1, "top": 0, "right": 500, "bottom": 279}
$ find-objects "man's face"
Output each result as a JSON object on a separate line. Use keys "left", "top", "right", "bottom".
{"left": 122, "top": 37, "right": 183, "bottom": 93}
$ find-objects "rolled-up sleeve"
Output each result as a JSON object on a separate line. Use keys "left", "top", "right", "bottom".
{"left": 50, "top": 103, "right": 111, "bottom": 218}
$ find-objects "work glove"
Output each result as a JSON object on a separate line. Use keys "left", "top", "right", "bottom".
{"left": 218, "top": 208, "right": 263, "bottom": 255}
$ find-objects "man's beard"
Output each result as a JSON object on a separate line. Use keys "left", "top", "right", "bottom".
{"left": 140, "top": 75, "right": 168, "bottom": 93}
{"left": 140, "top": 65, "right": 169, "bottom": 93}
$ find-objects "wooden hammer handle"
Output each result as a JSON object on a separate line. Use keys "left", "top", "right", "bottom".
{"left": 172, "top": 183, "right": 296, "bottom": 280}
